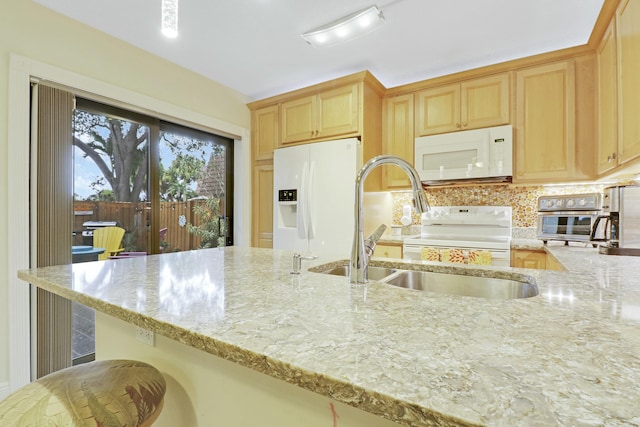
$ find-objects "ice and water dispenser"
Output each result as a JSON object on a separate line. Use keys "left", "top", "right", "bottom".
{"left": 276, "top": 189, "right": 298, "bottom": 230}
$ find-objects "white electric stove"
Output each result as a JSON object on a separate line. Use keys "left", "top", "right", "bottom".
{"left": 403, "top": 206, "right": 512, "bottom": 267}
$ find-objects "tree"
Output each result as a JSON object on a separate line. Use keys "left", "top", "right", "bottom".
{"left": 73, "top": 110, "right": 226, "bottom": 204}
{"left": 73, "top": 110, "right": 148, "bottom": 202}
{"left": 159, "top": 153, "right": 205, "bottom": 202}
{"left": 186, "top": 197, "right": 225, "bottom": 248}
{"left": 86, "top": 189, "right": 116, "bottom": 202}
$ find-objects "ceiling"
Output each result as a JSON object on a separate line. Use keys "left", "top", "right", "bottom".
{"left": 34, "top": 0, "right": 605, "bottom": 101}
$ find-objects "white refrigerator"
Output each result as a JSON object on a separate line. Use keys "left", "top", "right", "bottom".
{"left": 273, "top": 138, "right": 362, "bottom": 258}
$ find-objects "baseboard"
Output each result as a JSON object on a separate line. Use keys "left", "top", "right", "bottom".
{"left": 0, "top": 381, "right": 9, "bottom": 400}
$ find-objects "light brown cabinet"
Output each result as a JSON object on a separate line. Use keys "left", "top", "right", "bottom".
{"left": 382, "top": 93, "right": 414, "bottom": 189}
{"left": 374, "top": 243, "right": 403, "bottom": 259}
{"left": 616, "top": 0, "right": 640, "bottom": 166}
{"left": 250, "top": 105, "right": 278, "bottom": 248}
{"left": 595, "top": 0, "right": 640, "bottom": 177}
{"left": 280, "top": 84, "right": 359, "bottom": 145}
{"left": 546, "top": 253, "right": 565, "bottom": 272}
{"left": 514, "top": 61, "right": 579, "bottom": 182}
{"left": 252, "top": 105, "right": 279, "bottom": 161}
{"left": 511, "top": 249, "right": 564, "bottom": 271}
{"left": 251, "top": 163, "right": 274, "bottom": 248}
{"left": 597, "top": 20, "right": 619, "bottom": 175}
{"left": 511, "top": 249, "right": 546, "bottom": 269}
{"left": 415, "top": 73, "right": 510, "bottom": 136}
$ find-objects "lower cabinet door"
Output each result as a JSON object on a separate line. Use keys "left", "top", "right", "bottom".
{"left": 374, "top": 243, "right": 403, "bottom": 259}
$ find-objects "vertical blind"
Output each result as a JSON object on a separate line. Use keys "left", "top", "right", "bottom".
{"left": 34, "top": 84, "right": 74, "bottom": 378}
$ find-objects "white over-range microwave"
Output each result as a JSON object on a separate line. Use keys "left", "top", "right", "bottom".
{"left": 414, "top": 124, "right": 513, "bottom": 184}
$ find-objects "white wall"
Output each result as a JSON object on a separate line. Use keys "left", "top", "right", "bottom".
{"left": 1, "top": 0, "right": 251, "bottom": 394}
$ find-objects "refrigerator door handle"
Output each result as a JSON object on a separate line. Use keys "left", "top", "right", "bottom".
{"left": 308, "top": 160, "right": 316, "bottom": 239}
{"left": 299, "top": 161, "right": 309, "bottom": 239}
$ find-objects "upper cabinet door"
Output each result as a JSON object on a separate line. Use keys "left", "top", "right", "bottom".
{"left": 382, "top": 93, "right": 414, "bottom": 189}
{"left": 317, "top": 84, "right": 359, "bottom": 138}
{"left": 280, "top": 84, "right": 360, "bottom": 145}
{"left": 415, "top": 73, "right": 510, "bottom": 137}
{"left": 415, "top": 83, "right": 460, "bottom": 136}
{"left": 280, "top": 95, "right": 316, "bottom": 144}
{"left": 617, "top": 0, "right": 640, "bottom": 165}
{"left": 252, "top": 105, "right": 279, "bottom": 161}
{"left": 515, "top": 61, "right": 576, "bottom": 182}
{"left": 597, "top": 20, "right": 619, "bottom": 175}
{"left": 461, "top": 73, "right": 510, "bottom": 130}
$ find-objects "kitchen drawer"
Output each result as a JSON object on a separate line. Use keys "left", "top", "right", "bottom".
{"left": 374, "top": 243, "right": 403, "bottom": 259}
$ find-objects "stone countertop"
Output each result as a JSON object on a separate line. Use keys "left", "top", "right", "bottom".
{"left": 511, "top": 238, "right": 600, "bottom": 251}
{"left": 378, "top": 234, "right": 420, "bottom": 244}
{"left": 17, "top": 246, "right": 640, "bottom": 426}
{"left": 378, "top": 227, "right": 421, "bottom": 245}
{"left": 510, "top": 238, "right": 546, "bottom": 250}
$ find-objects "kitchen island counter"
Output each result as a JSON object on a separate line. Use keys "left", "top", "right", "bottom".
{"left": 18, "top": 246, "right": 640, "bottom": 426}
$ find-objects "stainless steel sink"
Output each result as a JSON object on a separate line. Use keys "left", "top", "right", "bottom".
{"left": 309, "top": 262, "right": 537, "bottom": 300}
{"left": 316, "top": 265, "right": 397, "bottom": 281}
{"left": 383, "top": 270, "right": 538, "bottom": 299}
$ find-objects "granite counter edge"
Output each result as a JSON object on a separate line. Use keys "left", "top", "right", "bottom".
{"left": 16, "top": 269, "right": 478, "bottom": 427}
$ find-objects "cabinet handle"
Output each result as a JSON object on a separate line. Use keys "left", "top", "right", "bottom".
{"left": 456, "top": 122, "right": 461, "bottom": 128}
{"left": 611, "top": 152, "right": 617, "bottom": 160}
{"left": 461, "top": 121, "right": 467, "bottom": 127}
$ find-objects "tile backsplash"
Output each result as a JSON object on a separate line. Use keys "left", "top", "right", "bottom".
{"left": 391, "top": 183, "right": 608, "bottom": 229}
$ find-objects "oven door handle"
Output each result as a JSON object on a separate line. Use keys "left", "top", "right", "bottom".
{"left": 590, "top": 215, "right": 610, "bottom": 242}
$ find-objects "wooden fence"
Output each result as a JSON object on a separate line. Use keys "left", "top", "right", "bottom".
{"left": 73, "top": 200, "right": 223, "bottom": 252}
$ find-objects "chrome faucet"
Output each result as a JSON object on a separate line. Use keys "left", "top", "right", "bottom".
{"left": 349, "top": 155, "right": 429, "bottom": 284}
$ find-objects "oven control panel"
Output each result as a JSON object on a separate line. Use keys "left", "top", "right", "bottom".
{"left": 538, "top": 193, "right": 601, "bottom": 212}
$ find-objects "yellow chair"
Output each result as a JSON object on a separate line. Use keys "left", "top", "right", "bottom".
{"left": 93, "top": 226, "right": 125, "bottom": 260}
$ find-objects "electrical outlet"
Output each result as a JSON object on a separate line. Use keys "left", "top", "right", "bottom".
{"left": 135, "top": 327, "right": 155, "bottom": 346}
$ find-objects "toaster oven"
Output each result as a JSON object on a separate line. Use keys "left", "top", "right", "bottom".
{"left": 537, "top": 194, "right": 601, "bottom": 244}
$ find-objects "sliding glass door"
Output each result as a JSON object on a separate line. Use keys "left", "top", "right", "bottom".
{"left": 70, "top": 97, "right": 234, "bottom": 364}
{"left": 73, "top": 98, "right": 234, "bottom": 255}
{"left": 73, "top": 99, "right": 152, "bottom": 254}
{"left": 157, "top": 123, "right": 233, "bottom": 251}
